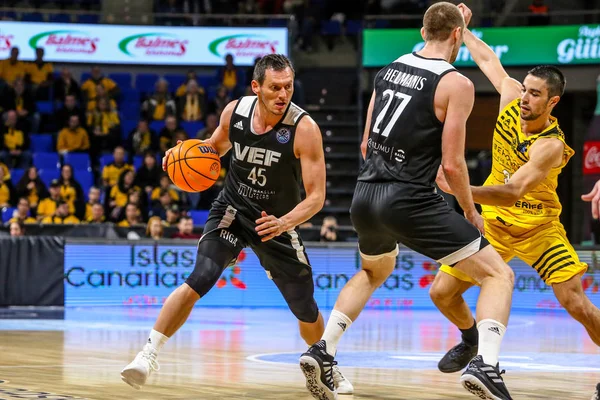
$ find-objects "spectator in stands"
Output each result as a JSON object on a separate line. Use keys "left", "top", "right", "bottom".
{"left": 178, "top": 79, "right": 206, "bottom": 122}
{"left": 81, "top": 66, "right": 120, "bottom": 101}
{"left": 150, "top": 189, "right": 174, "bottom": 220}
{"left": 16, "top": 166, "right": 47, "bottom": 210}
{"left": 87, "top": 98, "right": 121, "bottom": 155}
{"left": 57, "top": 115, "right": 90, "bottom": 154}
{"left": 8, "top": 197, "right": 36, "bottom": 224}
{"left": 37, "top": 179, "right": 61, "bottom": 221}
{"left": 0, "top": 47, "right": 26, "bottom": 86}
{"left": 146, "top": 216, "right": 164, "bottom": 240}
{"left": 86, "top": 203, "right": 106, "bottom": 223}
{"left": 12, "top": 78, "right": 38, "bottom": 133}
{"left": 102, "top": 146, "right": 133, "bottom": 188}
{"left": 117, "top": 202, "right": 143, "bottom": 227}
{"left": 53, "top": 68, "right": 82, "bottom": 103}
{"left": 159, "top": 115, "right": 180, "bottom": 153}
{"left": 127, "top": 119, "right": 158, "bottom": 157}
{"left": 217, "top": 54, "right": 242, "bottom": 96}
{"left": 9, "top": 221, "right": 25, "bottom": 237}
{"left": 175, "top": 70, "right": 205, "bottom": 98}
{"left": 27, "top": 47, "right": 53, "bottom": 99}
{"left": 0, "top": 161, "right": 9, "bottom": 182}
{"left": 0, "top": 166, "right": 14, "bottom": 207}
{"left": 109, "top": 169, "right": 141, "bottom": 219}
{"left": 209, "top": 85, "right": 231, "bottom": 118}
{"left": 135, "top": 151, "right": 161, "bottom": 194}
{"left": 0, "top": 83, "right": 16, "bottom": 116}
{"left": 171, "top": 215, "right": 201, "bottom": 239}
{"left": 85, "top": 186, "right": 101, "bottom": 221}
{"left": 57, "top": 164, "right": 85, "bottom": 219}
{"left": 197, "top": 113, "right": 218, "bottom": 140}
{"left": 172, "top": 130, "right": 189, "bottom": 149}
{"left": 529, "top": 0, "right": 550, "bottom": 26}
{"left": 128, "top": 188, "right": 148, "bottom": 220}
{"left": 0, "top": 110, "right": 31, "bottom": 168}
{"left": 152, "top": 173, "right": 180, "bottom": 204}
{"left": 56, "top": 94, "right": 85, "bottom": 130}
{"left": 41, "top": 200, "right": 80, "bottom": 224}
{"left": 320, "top": 216, "right": 340, "bottom": 242}
{"left": 87, "top": 83, "right": 117, "bottom": 112}
{"left": 142, "top": 78, "right": 177, "bottom": 121}
{"left": 165, "top": 203, "right": 181, "bottom": 226}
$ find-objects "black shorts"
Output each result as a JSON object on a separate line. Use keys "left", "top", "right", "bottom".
{"left": 351, "top": 181, "right": 489, "bottom": 264}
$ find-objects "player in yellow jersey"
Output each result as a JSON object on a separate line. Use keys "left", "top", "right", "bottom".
{"left": 430, "top": 4, "right": 600, "bottom": 386}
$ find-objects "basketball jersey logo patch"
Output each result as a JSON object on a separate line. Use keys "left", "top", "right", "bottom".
{"left": 276, "top": 128, "right": 291, "bottom": 144}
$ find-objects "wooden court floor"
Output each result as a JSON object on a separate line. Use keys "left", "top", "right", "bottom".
{"left": 0, "top": 308, "right": 598, "bottom": 399}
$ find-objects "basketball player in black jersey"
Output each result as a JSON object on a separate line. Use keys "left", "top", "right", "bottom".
{"left": 120, "top": 54, "right": 353, "bottom": 394}
{"left": 300, "top": 3, "right": 514, "bottom": 400}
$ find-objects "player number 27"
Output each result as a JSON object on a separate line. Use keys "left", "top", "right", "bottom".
{"left": 373, "top": 89, "right": 413, "bottom": 137}
{"left": 248, "top": 166, "right": 267, "bottom": 187}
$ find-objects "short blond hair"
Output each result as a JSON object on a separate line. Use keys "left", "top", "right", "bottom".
{"left": 423, "top": 2, "right": 465, "bottom": 42}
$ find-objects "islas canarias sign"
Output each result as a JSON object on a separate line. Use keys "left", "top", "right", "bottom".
{"left": 363, "top": 24, "right": 600, "bottom": 67}
{"left": 0, "top": 21, "right": 287, "bottom": 65}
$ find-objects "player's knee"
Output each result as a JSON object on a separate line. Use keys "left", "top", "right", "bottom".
{"left": 558, "top": 292, "right": 588, "bottom": 321}
{"left": 185, "top": 241, "right": 233, "bottom": 297}
{"left": 289, "top": 298, "right": 319, "bottom": 323}
{"left": 429, "top": 278, "right": 457, "bottom": 308}
{"left": 498, "top": 263, "right": 515, "bottom": 286}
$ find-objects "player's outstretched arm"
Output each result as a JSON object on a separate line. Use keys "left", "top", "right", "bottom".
{"left": 360, "top": 91, "right": 376, "bottom": 160}
{"left": 255, "top": 116, "right": 326, "bottom": 242}
{"left": 458, "top": 4, "right": 522, "bottom": 111}
{"left": 440, "top": 72, "right": 483, "bottom": 232}
{"left": 470, "top": 138, "right": 564, "bottom": 206}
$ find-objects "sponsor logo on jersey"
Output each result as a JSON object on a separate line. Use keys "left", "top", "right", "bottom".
{"left": 276, "top": 128, "right": 291, "bottom": 144}
{"left": 234, "top": 120, "right": 244, "bottom": 130}
{"left": 234, "top": 142, "right": 281, "bottom": 166}
{"left": 220, "top": 229, "right": 239, "bottom": 246}
{"left": 514, "top": 200, "right": 543, "bottom": 210}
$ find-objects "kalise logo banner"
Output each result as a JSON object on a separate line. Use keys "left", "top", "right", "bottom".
{"left": 363, "top": 25, "right": 600, "bottom": 67}
{"left": 0, "top": 22, "right": 287, "bottom": 65}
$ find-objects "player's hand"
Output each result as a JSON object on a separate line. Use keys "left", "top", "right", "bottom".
{"left": 582, "top": 180, "right": 600, "bottom": 219}
{"left": 457, "top": 3, "right": 472, "bottom": 26}
{"left": 162, "top": 140, "right": 183, "bottom": 171}
{"left": 435, "top": 165, "right": 453, "bottom": 194}
{"left": 255, "top": 211, "right": 286, "bottom": 242}
{"left": 465, "top": 209, "right": 485, "bottom": 235}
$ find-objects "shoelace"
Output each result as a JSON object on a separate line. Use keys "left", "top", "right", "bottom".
{"left": 332, "top": 364, "right": 345, "bottom": 383}
{"left": 141, "top": 351, "right": 160, "bottom": 372}
{"left": 449, "top": 342, "right": 471, "bottom": 358}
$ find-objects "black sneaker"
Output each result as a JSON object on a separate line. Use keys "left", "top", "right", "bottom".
{"left": 299, "top": 340, "right": 337, "bottom": 400}
{"left": 438, "top": 341, "right": 478, "bottom": 373}
{"left": 460, "top": 355, "right": 513, "bottom": 400}
{"left": 592, "top": 383, "right": 600, "bottom": 400}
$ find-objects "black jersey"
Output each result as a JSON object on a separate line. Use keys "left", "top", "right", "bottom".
{"left": 358, "top": 52, "right": 456, "bottom": 193}
{"left": 217, "top": 96, "right": 307, "bottom": 219}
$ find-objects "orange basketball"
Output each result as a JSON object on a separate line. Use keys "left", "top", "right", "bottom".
{"left": 166, "top": 139, "right": 221, "bottom": 192}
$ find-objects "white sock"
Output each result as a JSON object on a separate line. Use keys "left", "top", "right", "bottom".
{"left": 477, "top": 319, "right": 506, "bottom": 366}
{"left": 147, "top": 329, "right": 169, "bottom": 353}
{"left": 321, "top": 310, "right": 353, "bottom": 357}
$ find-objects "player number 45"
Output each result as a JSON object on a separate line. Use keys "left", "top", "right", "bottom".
{"left": 248, "top": 166, "right": 267, "bottom": 187}
{"left": 373, "top": 89, "right": 413, "bottom": 137}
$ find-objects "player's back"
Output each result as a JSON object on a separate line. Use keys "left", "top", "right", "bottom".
{"left": 359, "top": 52, "right": 455, "bottom": 194}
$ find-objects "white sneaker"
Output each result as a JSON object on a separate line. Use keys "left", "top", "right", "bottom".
{"left": 332, "top": 365, "right": 354, "bottom": 395}
{"left": 120, "top": 344, "right": 160, "bottom": 390}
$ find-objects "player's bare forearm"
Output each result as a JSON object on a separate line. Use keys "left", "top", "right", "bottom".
{"left": 279, "top": 191, "right": 325, "bottom": 231}
{"left": 443, "top": 161, "right": 477, "bottom": 215}
{"left": 470, "top": 184, "right": 518, "bottom": 207}
{"left": 463, "top": 29, "right": 508, "bottom": 92}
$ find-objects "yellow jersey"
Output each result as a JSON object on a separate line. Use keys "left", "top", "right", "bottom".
{"left": 481, "top": 98, "right": 574, "bottom": 228}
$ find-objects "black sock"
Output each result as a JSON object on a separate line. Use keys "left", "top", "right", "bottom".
{"left": 460, "top": 320, "right": 478, "bottom": 346}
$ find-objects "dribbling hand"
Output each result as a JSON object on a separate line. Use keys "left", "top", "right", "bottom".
{"left": 255, "top": 211, "right": 286, "bottom": 242}
{"left": 582, "top": 180, "right": 600, "bottom": 219}
{"left": 162, "top": 140, "right": 184, "bottom": 171}
{"left": 465, "top": 209, "right": 485, "bottom": 235}
{"left": 457, "top": 3, "right": 472, "bottom": 26}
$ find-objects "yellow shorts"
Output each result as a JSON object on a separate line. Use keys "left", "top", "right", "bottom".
{"left": 440, "top": 218, "right": 588, "bottom": 286}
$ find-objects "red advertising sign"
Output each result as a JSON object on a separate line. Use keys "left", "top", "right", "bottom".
{"left": 583, "top": 141, "right": 600, "bottom": 174}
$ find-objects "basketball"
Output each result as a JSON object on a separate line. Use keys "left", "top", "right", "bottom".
{"left": 166, "top": 139, "right": 221, "bottom": 192}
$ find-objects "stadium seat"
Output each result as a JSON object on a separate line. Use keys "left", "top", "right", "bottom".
{"left": 36, "top": 101, "right": 54, "bottom": 115}
{"left": 77, "top": 14, "right": 100, "bottom": 24}
{"left": 99, "top": 154, "right": 114, "bottom": 170}
{"left": 63, "top": 153, "right": 91, "bottom": 171}
{"left": 109, "top": 73, "right": 133, "bottom": 89}
{"left": 80, "top": 72, "right": 91, "bottom": 83}
{"left": 346, "top": 20, "right": 362, "bottom": 35}
{"left": 10, "top": 168, "right": 24, "bottom": 185}
{"left": 38, "top": 168, "right": 60, "bottom": 187}
{"left": 29, "top": 134, "right": 54, "bottom": 153}
{"left": 1, "top": 207, "right": 16, "bottom": 223}
{"left": 120, "top": 102, "right": 140, "bottom": 120}
{"left": 197, "top": 76, "right": 216, "bottom": 90}
{"left": 180, "top": 121, "right": 205, "bottom": 136}
{"left": 133, "top": 156, "right": 143, "bottom": 170}
{"left": 321, "top": 20, "right": 342, "bottom": 36}
{"left": 2, "top": 11, "right": 17, "bottom": 20}
{"left": 22, "top": 13, "right": 44, "bottom": 22}
{"left": 33, "top": 152, "right": 60, "bottom": 171}
{"left": 121, "top": 89, "right": 140, "bottom": 104}
{"left": 164, "top": 74, "right": 185, "bottom": 91}
{"left": 268, "top": 18, "right": 288, "bottom": 28}
{"left": 135, "top": 74, "right": 160, "bottom": 92}
{"left": 149, "top": 121, "right": 165, "bottom": 133}
{"left": 189, "top": 210, "right": 210, "bottom": 226}
{"left": 121, "top": 120, "right": 138, "bottom": 141}
{"left": 77, "top": 171, "right": 94, "bottom": 199}
{"left": 49, "top": 13, "right": 71, "bottom": 23}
